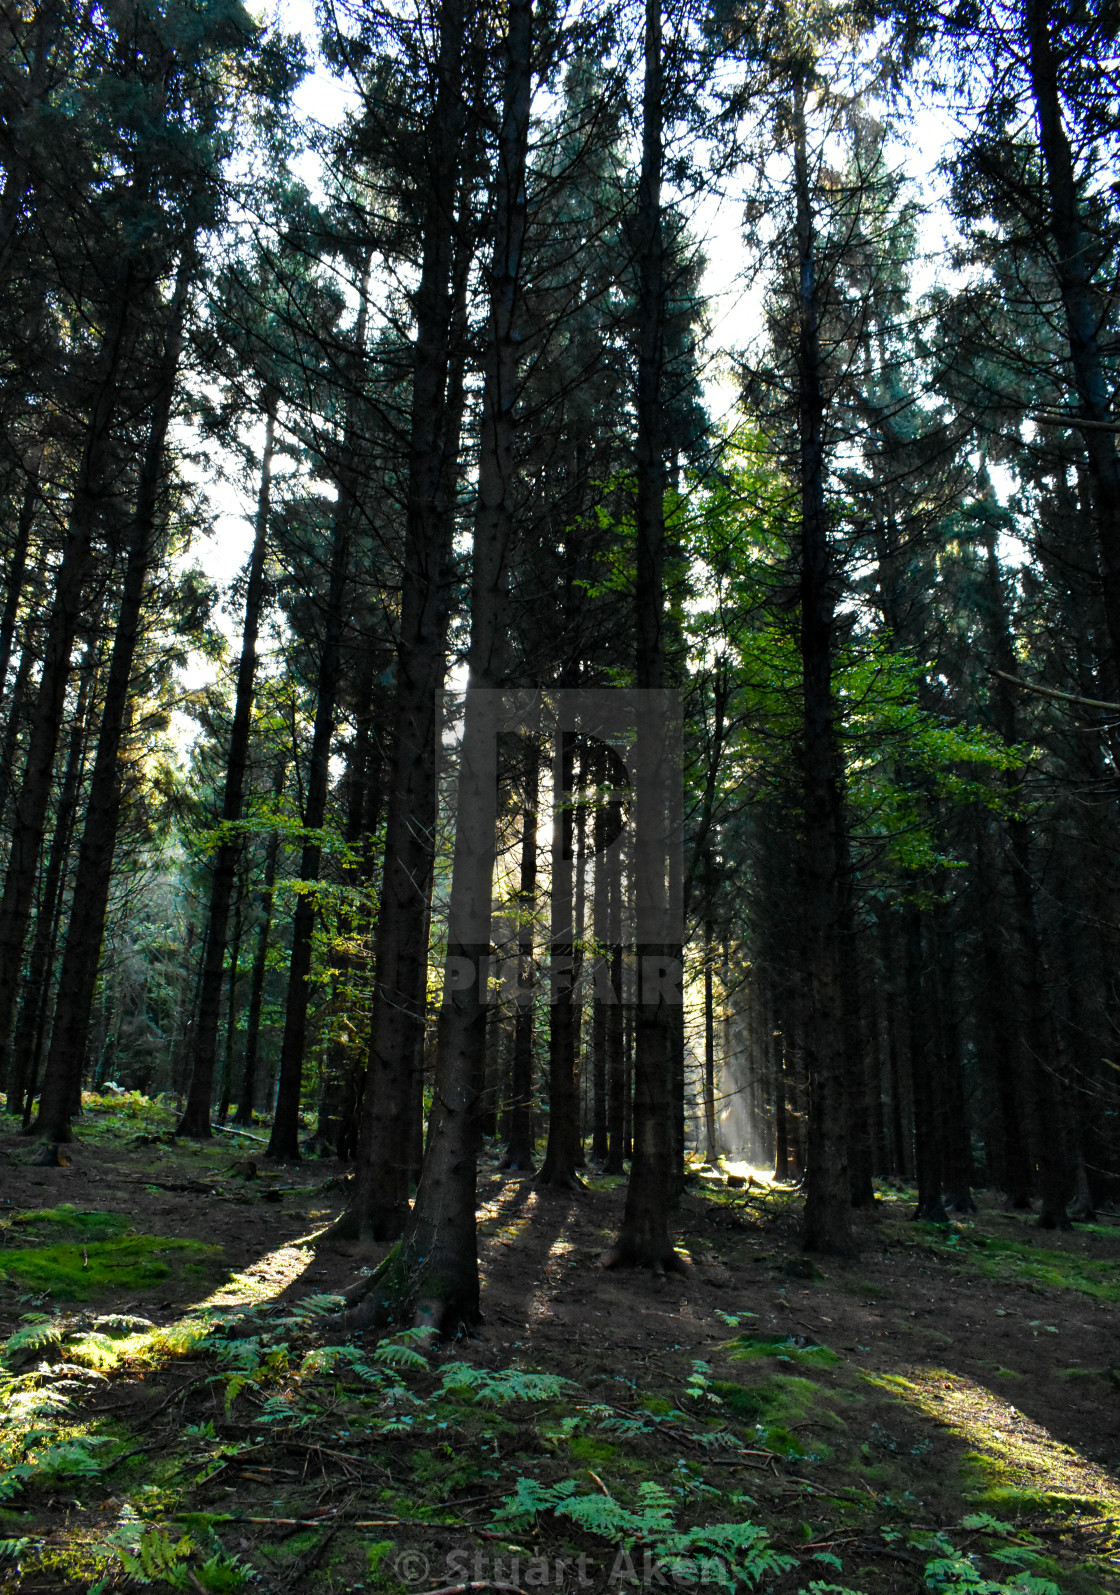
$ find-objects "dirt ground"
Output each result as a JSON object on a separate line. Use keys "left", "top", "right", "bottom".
{"left": 1, "top": 1095, "right": 1118, "bottom": 1594}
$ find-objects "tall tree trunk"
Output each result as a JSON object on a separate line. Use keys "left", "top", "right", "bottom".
{"left": 539, "top": 728, "right": 582, "bottom": 1187}
{"left": 792, "top": 73, "right": 852, "bottom": 1255}
{"left": 0, "top": 631, "right": 36, "bottom": 821}
{"left": 177, "top": 403, "right": 277, "bottom": 1136}
{"left": 345, "top": 0, "right": 508, "bottom": 1263}
{"left": 266, "top": 489, "right": 354, "bottom": 1160}
{"left": 905, "top": 905, "right": 947, "bottom": 1222}
{"left": 217, "top": 878, "right": 246, "bottom": 1125}
{"left": 365, "top": 0, "right": 534, "bottom": 1329}
{"left": 502, "top": 735, "right": 538, "bottom": 1171}
{"left": 590, "top": 846, "right": 610, "bottom": 1165}
{"left": 605, "top": 0, "right": 682, "bottom": 1272}
{"left": 36, "top": 255, "right": 191, "bottom": 1142}
{"left": 1023, "top": 0, "right": 1120, "bottom": 670}
{"left": 0, "top": 267, "right": 136, "bottom": 1089}
{"left": 6, "top": 647, "right": 93, "bottom": 1118}
{"left": 982, "top": 535, "right": 1071, "bottom": 1226}
{"left": 0, "top": 470, "right": 36, "bottom": 693}
{"left": 234, "top": 763, "right": 286, "bottom": 1127}
{"left": 604, "top": 853, "right": 625, "bottom": 1174}
{"left": 702, "top": 903, "right": 718, "bottom": 1166}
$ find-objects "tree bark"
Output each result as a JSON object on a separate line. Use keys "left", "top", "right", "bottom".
{"left": 791, "top": 72, "right": 852, "bottom": 1255}
{"left": 36, "top": 254, "right": 192, "bottom": 1142}
{"left": 539, "top": 728, "right": 582, "bottom": 1187}
{"left": 233, "top": 763, "right": 286, "bottom": 1127}
{"left": 1023, "top": 0, "right": 1120, "bottom": 670}
{"left": 5, "top": 646, "right": 93, "bottom": 1118}
{"left": 0, "top": 469, "right": 37, "bottom": 694}
{"left": 342, "top": 0, "right": 531, "bottom": 1331}
{"left": 266, "top": 484, "right": 353, "bottom": 1160}
{"left": 177, "top": 402, "right": 277, "bottom": 1136}
{"left": 0, "top": 266, "right": 137, "bottom": 1091}
{"left": 346, "top": 0, "right": 503, "bottom": 1256}
{"left": 604, "top": 0, "right": 682, "bottom": 1272}
{"left": 501, "top": 735, "right": 538, "bottom": 1171}
{"left": 905, "top": 905, "right": 947, "bottom": 1222}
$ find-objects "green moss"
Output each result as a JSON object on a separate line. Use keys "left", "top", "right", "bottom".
{"left": 638, "top": 1395, "right": 673, "bottom": 1415}
{"left": 0, "top": 1235, "right": 222, "bottom": 1300}
{"left": 961, "top": 1453, "right": 1110, "bottom": 1516}
{"left": 712, "top": 1380, "right": 771, "bottom": 1420}
{"left": 3, "top": 1205, "right": 134, "bottom": 1241}
{"left": 728, "top": 1333, "right": 841, "bottom": 1367}
{"left": 567, "top": 1437, "right": 618, "bottom": 1465}
{"left": 887, "top": 1221, "right": 1120, "bottom": 1300}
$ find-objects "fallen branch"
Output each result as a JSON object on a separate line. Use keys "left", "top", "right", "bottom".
{"left": 210, "top": 1122, "right": 271, "bottom": 1145}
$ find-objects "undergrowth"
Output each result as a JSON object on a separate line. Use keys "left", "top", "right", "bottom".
{"left": 0, "top": 1289, "right": 1110, "bottom": 1595}
{"left": 889, "top": 1223, "right": 1120, "bottom": 1301}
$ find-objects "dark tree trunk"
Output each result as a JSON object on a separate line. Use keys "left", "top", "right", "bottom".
{"left": 0, "top": 633, "right": 37, "bottom": 822}
{"left": 905, "top": 906, "right": 948, "bottom": 1222}
{"left": 791, "top": 73, "right": 852, "bottom": 1255}
{"left": 318, "top": 662, "right": 383, "bottom": 1159}
{"left": 178, "top": 404, "right": 277, "bottom": 1136}
{"left": 935, "top": 894, "right": 975, "bottom": 1212}
{"left": 840, "top": 883, "right": 874, "bottom": 1207}
{"left": 6, "top": 652, "right": 93, "bottom": 1118}
{"left": 266, "top": 487, "right": 354, "bottom": 1161}
{"left": 605, "top": 0, "right": 682, "bottom": 1271}
{"left": 502, "top": 735, "right": 538, "bottom": 1172}
{"left": 1024, "top": 0, "right": 1120, "bottom": 670}
{"left": 217, "top": 881, "right": 245, "bottom": 1125}
{"left": 702, "top": 908, "right": 718, "bottom": 1166}
{"left": 0, "top": 471, "right": 36, "bottom": 694}
{"left": 347, "top": 41, "right": 473, "bottom": 1239}
{"left": 234, "top": 766, "right": 285, "bottom": 1127}
{"left": 0, "top": 269, "right": 137, "bottom": 1090}
{"left": 604, "top": 924, "right": 625, "bottom": 1173}
{"left": 982, "top": 536, "right": 1071, "bottom": 1227}
{"left": 35, "top": 256, "right": 191, "bottom": 1143}
{"left": 346, "top": 0, "right": 519, "bottom": 1303}
{"left": 774, "top": 1032, "right": 791, "bottom": 1182}
{"left": 342, "top": 0, "right": 531, "bottom": 1333}
{"left": 540, "top": 729, "right": 582, "bottom": 1188}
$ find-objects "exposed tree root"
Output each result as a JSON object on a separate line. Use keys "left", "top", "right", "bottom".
{"left": 597, "top": 1241, "right": 688, "bottom": 1275}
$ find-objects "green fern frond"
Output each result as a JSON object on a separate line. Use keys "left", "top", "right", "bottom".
{"left": 439, "top": 1363, "right": 574, "bottom": 1405}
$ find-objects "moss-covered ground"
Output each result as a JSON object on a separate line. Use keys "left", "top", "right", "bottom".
{"left": 0, "top": 1096, "right": 1117, "bottom": 1594}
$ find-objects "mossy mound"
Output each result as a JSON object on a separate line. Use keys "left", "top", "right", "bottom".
{"left": 0, "top": 1235, "right": 222, "bottom": 1301}
{"left": 2, "top": 1205, "right": 134, "bottom": 1242}
{"left": 727, "top": 1332, "right": 842, "bottom": 1367}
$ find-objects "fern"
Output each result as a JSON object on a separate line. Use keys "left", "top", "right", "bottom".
{"left": 439, "top": 1363, "right": 574, "bottom": 1405}
{"left": 491, "top": 1475, "right": 796, "bottom": 1587}
{"left": 0, "top": 1538, "right": 32, "bottom": 1561}
{"left": 2, "top": 1315, "right": 64, "bottom": 1362}
{"left": 275, "top": 1293, "right": 344, "bottom": 1332}
{"left": 118, "top": 1526, "right": 195, "bottom": 1588}
{"left": 923, "top": 1555, "right": 1060, "bottom": 1595}
{"left": 684, "top": 1359, "right": 724, "bottom": 1404}
{"left": 373, "top": 1328, "right": 435, "bottom": 1370}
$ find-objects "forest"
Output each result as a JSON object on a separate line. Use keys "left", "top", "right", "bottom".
{"left": 0, "top": 0, "right": 1119, "bottom": 1589}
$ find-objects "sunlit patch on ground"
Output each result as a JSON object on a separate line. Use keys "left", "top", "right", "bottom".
{"left": 192, "top": 1229, "right": 326, "bottom": 1312}
{"left": 866, "top": 1364, "right": 1120, "bottom": 1514}
{"left": 720, "top": 1159, "right": 778, "bottom": 1183}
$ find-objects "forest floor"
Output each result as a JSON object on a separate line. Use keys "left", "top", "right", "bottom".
{"left": 1, "top": 1092, "right": 1118, "bottom": 1595}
